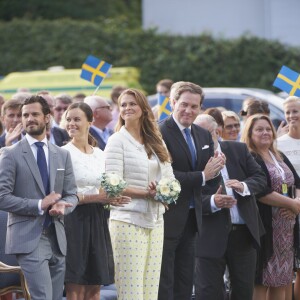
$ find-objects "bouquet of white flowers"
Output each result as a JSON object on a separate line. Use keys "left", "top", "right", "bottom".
{"left": 100, "top": 172, "right": 127, "bottom": 198}
{"left": 154, "top": 178, "right": 181, "bottom": 204}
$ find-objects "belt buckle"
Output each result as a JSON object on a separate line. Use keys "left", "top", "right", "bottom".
{"left": 231, "top": 224, "right": 246, "bottom": 231}
{"left": 231, "top": 224, "right": 238, "bottom": 231}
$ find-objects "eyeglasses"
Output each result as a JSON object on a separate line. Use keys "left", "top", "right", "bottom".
{"left": 95, "top": 106, "right": 112, "bottom": 111}
{"left": 54, "top": 106, "right": 68, "bottom": 112}
{"left": 224, "top": 123, "right": 240, "bottom": 130}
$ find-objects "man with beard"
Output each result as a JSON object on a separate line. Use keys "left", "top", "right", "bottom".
{"left": 0, "top": 95, "right": 78, "bottom": 300}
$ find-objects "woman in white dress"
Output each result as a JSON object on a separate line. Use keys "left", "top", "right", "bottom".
{"left": 62, "top": 102, "right": 130, "bottom": 300}
{"left": 277, "top": 96, "right": 300, "bottom": 299}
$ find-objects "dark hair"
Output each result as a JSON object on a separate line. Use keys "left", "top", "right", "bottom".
{"left": 55, "top": 94, "right": 72, "bottom": 105}
{"left": 203, "top": 107, "right": 224, "bottom": 128}
{"left": 246, "top": 100, "right": 270, "bottom": 116}
{"left": 240, "top": 97, "right": 270, "bottom": 117}
{"left": 0, "top": 120, "right": 3, "bottom": 136}
{"left": 65, "top": 102, "right": 97, "bottom": 147}
{"left": 110, "top": 86, "right": 126, "bottom": 104}
{"left": 156, "top": 79, "right": 174, "bottom": 91}
{"left": 22, "top": 95, "right": 50, "bottom": 115}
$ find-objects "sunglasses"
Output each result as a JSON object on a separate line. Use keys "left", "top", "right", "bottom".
{"left": 95, "top": 106, "right": 112, "bottom": 111}
{"left": 54, "top": 106, "right": 68, "bottom": 112}
{"left": 224, "top": 123, "right": 240, "bottom": 130}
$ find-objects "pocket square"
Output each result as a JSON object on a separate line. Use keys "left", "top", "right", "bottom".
{"left": 202, "top": 145, "right": 209, "bottom": 150}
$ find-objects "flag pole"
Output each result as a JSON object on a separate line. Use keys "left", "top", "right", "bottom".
{"left": 93, "top": 84, "right": 101, "bottom": 95}
{"left": 92, "top": 64, "right": 112, "bottom": 95}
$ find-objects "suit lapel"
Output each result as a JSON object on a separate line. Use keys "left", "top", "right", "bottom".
{"left": 48, "top": 142, "right": 58, "bottom": 192}
{"left": 21, "top": 139, "right": 45, "bottom": 195}
{"left": 191, "top": 125, "right": 203, "bottom": 169}
{"left": 166, "top": 117, "right": 195, "bottom": 169}
{"left": 220, "top": 142, "right": 236, "bottom": 179}
{"left": 89, "top": 127, "right": 105, "bottom": 150}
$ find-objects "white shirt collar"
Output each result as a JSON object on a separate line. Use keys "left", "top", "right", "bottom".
{"left": 172, "top": 114, "right": 192, "bottom": 132}
{"left": 25, "top": 134, "right": 48, "bottom": 148}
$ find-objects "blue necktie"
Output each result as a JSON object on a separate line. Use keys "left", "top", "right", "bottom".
{"left": 101, "top": 128, "right": 109, "bottom": 144}
{"left": 184, "top": 128, "right": 197, "bottom": 208}
{"left": 35, "top": 142, "right": 51, "bottom": 227}
{"left": 184, "top": 128, "right": 197, "bottom": 170}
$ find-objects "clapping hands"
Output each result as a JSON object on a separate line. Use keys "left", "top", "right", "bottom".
{"left": 214, "top": 185, "right": 237, "bottom": 209}
{"left": 204, "top": 152, "right": 226, "bottom": 180}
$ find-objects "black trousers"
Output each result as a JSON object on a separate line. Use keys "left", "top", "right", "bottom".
{"left": 195, "top": 225, "right": 257, "bottom": 300}
{"left": 158, "top": 209, "right": 197, "bottom": 300}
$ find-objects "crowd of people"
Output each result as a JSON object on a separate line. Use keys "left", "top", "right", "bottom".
{"left": 0, "top": 81, "right": 300, "bottom": 300}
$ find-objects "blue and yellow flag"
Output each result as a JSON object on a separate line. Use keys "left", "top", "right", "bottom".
{"left": 158, "top": 93, "right": 171, "bottom": 121}
{"left": 80, "top": 55, "right": 112, "bottom": 86}
{"left": 273, "top": 65, "right": 300, "bottom": 97}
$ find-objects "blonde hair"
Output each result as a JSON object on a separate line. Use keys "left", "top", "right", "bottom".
{"left": 240, "top": 114, "right": 282, "bottom": 160}
{"left": 116, "top": 88, "right": 170, "bottom": 163}
{"left": 283, "top": 96, "right": 300, "bottom": 106}
{"left": 221, "top": 110, "right": 240, "bottom": 123}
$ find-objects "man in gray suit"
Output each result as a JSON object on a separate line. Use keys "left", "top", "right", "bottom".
{"left": 0, "top": 95, "right": 78, "bottom": 300}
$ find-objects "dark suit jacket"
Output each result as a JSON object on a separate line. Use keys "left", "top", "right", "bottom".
{"left": 89, "top": 126, "right": 113, "bottom": 151}
{"left": 0, "top": 133, "right": 6, "bottom": 148}
{"left": 159, "top": 116, "right": 214, "bottom": 239}
{"left": 198, "top": 141, "right": 267, "bottom": 258}
{"left": 52, "top": 127, "right": 70, "bottom": 147}
{"left": 0, "top": 132, "right": 25, "bottom": 148}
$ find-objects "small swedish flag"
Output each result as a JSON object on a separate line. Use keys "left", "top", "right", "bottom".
{"left": 158, "top": 93, "right": 171, "bottom": 121}
{"left": 80, "top": 55, "right": 112, "bottom": 86}
{"left": 273, "top": 65, "right": 300, "bottom": 97}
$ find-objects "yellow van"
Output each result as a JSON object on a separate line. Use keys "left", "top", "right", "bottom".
{"left": 0, "top": 67, "right": 142, "bottom": 99}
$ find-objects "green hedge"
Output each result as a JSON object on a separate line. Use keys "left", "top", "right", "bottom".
{"left": 0, "top": 18, "right": 299, "bottom": 94}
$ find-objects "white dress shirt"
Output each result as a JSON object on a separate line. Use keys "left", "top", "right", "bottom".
{"left": 210, "top": 143, "right": 250, "bottom": 224}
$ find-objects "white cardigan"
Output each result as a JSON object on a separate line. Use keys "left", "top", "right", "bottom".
{"left": 104, "top": 126, "right": 174, "bottom": 229}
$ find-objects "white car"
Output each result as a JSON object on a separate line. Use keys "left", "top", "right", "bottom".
{"left": 202, "top": 87, "right": 285, "bottom": 127}
{"left": 148, "top": 87, "right": 285, "bottom": 127}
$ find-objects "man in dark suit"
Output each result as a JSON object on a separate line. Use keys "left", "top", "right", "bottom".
{"left": 0, "top": 95, "right": 78, "bottom": 300}
{"left": 0, "top": 98, "right": 23, "bottom": 148}
{"left": 84, "top": 95, "right": 113, "bottom": 150}
{"left": 50, "top": 126, "right": 70, "bottom": 146}
{"left": 194, "top": 114, "right": 267, "bottom": 300}
{"left": 158, "top": 81, "right": 225, "bottom": 300}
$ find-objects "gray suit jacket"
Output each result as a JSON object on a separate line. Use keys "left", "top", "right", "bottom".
{"left": 0, "top": 138, "right": 78, "bottom": 256}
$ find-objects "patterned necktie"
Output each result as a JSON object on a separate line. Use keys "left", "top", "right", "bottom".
{"left": 35, "top": 142, "right": 51, "bottom": 227}
{"left": 184, "top": 128, "right": 197, "bottom": 170}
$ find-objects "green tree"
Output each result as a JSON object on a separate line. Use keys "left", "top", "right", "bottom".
{"left": 0, "top": 0, "right": 141, "bottom": 27}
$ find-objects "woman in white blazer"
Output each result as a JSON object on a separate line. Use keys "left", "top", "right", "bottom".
{"left": 105, "top": 88, "right": 175, "bottom": 300}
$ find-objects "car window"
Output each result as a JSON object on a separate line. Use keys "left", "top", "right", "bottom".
{"left": 202, "top": 97, "right": 245, "bottom": 113}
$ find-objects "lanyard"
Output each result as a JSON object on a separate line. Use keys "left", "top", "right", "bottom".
{"left": 269, "top": 150, "right": 286, "bottom": 182}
